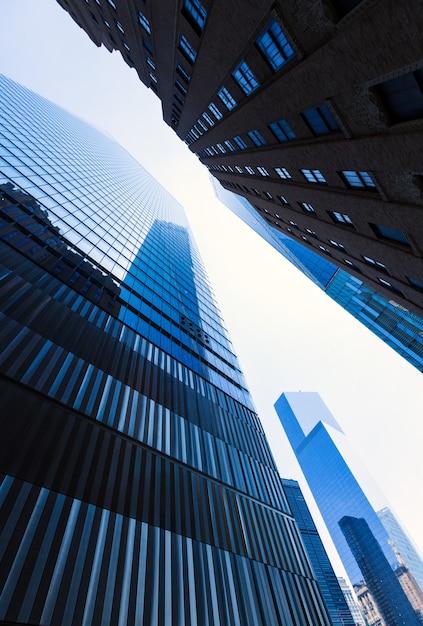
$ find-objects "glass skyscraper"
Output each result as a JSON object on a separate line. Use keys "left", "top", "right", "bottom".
{"left": 282, "top": 478, "right": 356, "bottom": 626}
{"left": 0, "top": 75, "right": 331, "bottom": 625}
{"left": 213, "top": 183, "right": 423, "bottom": 372}
{"left": 274, "top": 392, "right": 397, "bottom": 586}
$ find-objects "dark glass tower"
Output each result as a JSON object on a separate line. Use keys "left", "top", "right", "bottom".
{"left": 282, "top": 478, "right": 356, "bottom": 626}
{"left": 0, "top": 75, "right": 331, "bottom": 625}
{"left": 275, "top": 391, "right": 397, "bottom": 586}
{"left": 339, "top": 517, "right": 421, "bottom": 626}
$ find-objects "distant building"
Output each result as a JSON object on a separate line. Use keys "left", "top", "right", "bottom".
{"left": 275, "top": 391, "right": 397, "bottom": 585}
{"left": 213, "top": 181, "right": 423, "bottom": 371}
{"left": 395, "top": 566, "right": 423, "bottom": 622}
{"left": 282, "top": 478, "right": 356, "bottom": 626}
{"left": 337, "top": 578, "right": 366, "bottom": 626}
{"left": 354, "top": 582, "right": 387, "bottom": 626}
{"left": 378, "top": 507, "right": 423, "bottom": 592}
{"left": 339, "top": 516, "right": 420, "bottom": 626}
{"left": 57, "top": 0, "right": 423, "bottom": 323}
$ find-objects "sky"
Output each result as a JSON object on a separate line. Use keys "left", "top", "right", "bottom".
{"left": 1, "top": 0, "right": 422, "bottom": 578}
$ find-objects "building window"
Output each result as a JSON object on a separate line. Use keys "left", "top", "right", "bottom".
{"left": 107, "top": 0, "right": 116, "bottom": 8}
{"left": 340, "top": 170, "right": 376, "bottom": 190}
{"left": 256, "top": 18, "right": 295, "bottom": 71}
{"left": 257, "top": 166, "right": 269, "bottom": 176}
{"left": 232, "top": 61, "right": 260, "bottom": 95}
{"left": 150, "top": 73, "right": 158, "bottom": 84}
{"left": 175, "top": 80, "right": 187, "bottom": 95}
{"left": 176, "top": 64, "right": 191, "bottom": 83}
{"left": 370, "top": 224, "right": 411, "bottom": 246}
{"left": 375, "top": 69, "right": 423, "bottom": 123}
{"left": 344, "top": 258, "right": 361, "bottom": 271}
{"left": 269, "top": 119, "right": 296, "bottom": 142}
{"left": 329, "top": 211, "right": 354, "bottom": 226}
{"left": 302, "top": 103, "right": 340, "bottom": 136}
{"left": 301, "top": 169, "right": 326, "bottom": 184}
{"left": 235, "top": 166, "right": 243, "bottom": 173}
{"left": 208, "top": 102, "right": 222, "bottom": 120}
{"left": 179, "top": 34, "right": 197, "bottom": 64}
{"left": 319, "top": 245, "right": 332, "bottom": 255}
{"left": 224, "top": 140, "right": 235, "bottom": 152}
{"left": 378, "top": 277, "right": 404, "bottom": 295}
{"left": 306, "top": 228, "right": 318, "bottom": 238}
{"left": 216, "top": 143, "right": 226, "bottom": 153}
{"left": 146, "top": 57, "right": 156, "bottom": 70}
{"left": 245, "top": 166, "right": 255, "bottom": 175}
{"left": 331, "top": 0, "right": 363, "bottom": 18}
{"left": 217, "top": 87, "right": 237, "bottom": 110}
{"left": 278, "top": 196, "right": 290, "bottom": 205}
{"left": 264, "top": 191, "right": 273, "bottom": 199}
{"left": 408, "top": 276, "right": 423, "bottom": 291}
{"left": 299, "top": 202, "right": 316, "bottom": 213}
{"left": 142, "top": 37, "right": 153, "bottom": 54}
{"left": 174, "top": 92, "right": 185, "bottom": 106}
{"left": 233, "top": 135, "right": 247, "bottom": 150}
{"left": 252, "top": 188, "right": 261, "bottom": 196}
{"left": 202, "top": 111, "right": 214, "bottom": 126}
{"left": 138, "top": 11, "right": 151, "bottom": 33}
{"left": 182, "top": 0, "right": 207, "bottom": 35}
{"left": 197, "top": 118, "right": 207, "bottom": 132}
{"left": 363, "top": 255, "right": 389, "bottom": 272}
{"left": 116, "top": 20, "right": 124, "bottom": 34}
{"left": 329, "top": 239, "right": 346, "bottom": 250}
{"left": 274, "top": 167, "right": 291, "bottom": 179}
{"left": 247, "top": 130, "right": 266, "bottom": 147}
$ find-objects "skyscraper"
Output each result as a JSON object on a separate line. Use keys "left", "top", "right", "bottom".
{"left": 0, "top": 74, "right": 330, "bottom": 625}
{"left": 57, "top": 0, "right": 423, "bottom": 321}
{"left": 282, "top": 478, "right": 356, "bottom": 626}
{"left": 337, "top": 578, "right": 366, "bottom": 626}
{"left": 274, "top": 391, "right": 397, "bottom": 585}
{"left": 377, "top": 507, "right": 423, "bottom": 592}
{"left": 339, "top": 516, "right": 420, "bottom": 625}
{"left": 213, "top": 181, "right": 423, "bottom": 371}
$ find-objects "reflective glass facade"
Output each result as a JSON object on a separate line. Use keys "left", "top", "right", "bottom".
{"left": 377, "top": 507, "right": 423, "bottom": 592}
{"left": 0, "top": 75, "right": 331, "bottom": 625}
{"left": 275, "top": 392, "right": 397, "bottom": 586}
{"left": 213, "top": 183, "right": 423, "bottom": 372}
{"left": 339, "top": 517, "right": 421, "bottom": 625}
{"left": 282, "top": 479, "right": 356, "bottom": 626}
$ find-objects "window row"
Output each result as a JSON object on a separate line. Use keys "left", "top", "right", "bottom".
{"left": 209, "top": 162, "right": 377, "bottom": 192}
{"left": 220, "top": 177, "right": 413, "bottom": 254}
{"left": 251, "top": 206, "right": 412, "bottom": 296}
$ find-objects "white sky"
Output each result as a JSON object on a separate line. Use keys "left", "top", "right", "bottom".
{"left": 1, "top": 0, "right": 422, "bottom": 579}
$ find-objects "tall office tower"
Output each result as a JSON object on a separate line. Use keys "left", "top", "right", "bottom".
{"left": 339, "top": 517, "right": 421, "bottom": 626}
{"left": 282, "top": 478, "right": 356, "bottom": 626}
{"left": 57, "top": 0, "right": 423, "bottom": 322}
{"left": 274, "top": 391, "right": 397, "bottom": 586}
{"left": 337, "top": 578, "right": 366, "bottom": 626}
{"left": 213, "top": 181, "right": 423, "bottom": 371}
{"left": 378, "top": 507, "right": 423, "bottom": 592}
{"left": 0, "top": 74, "right": 331, "bottom": 626}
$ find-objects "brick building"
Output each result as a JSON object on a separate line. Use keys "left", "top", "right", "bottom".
{"left": 57, "top": 0, "right": 423, "bottom": 315}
